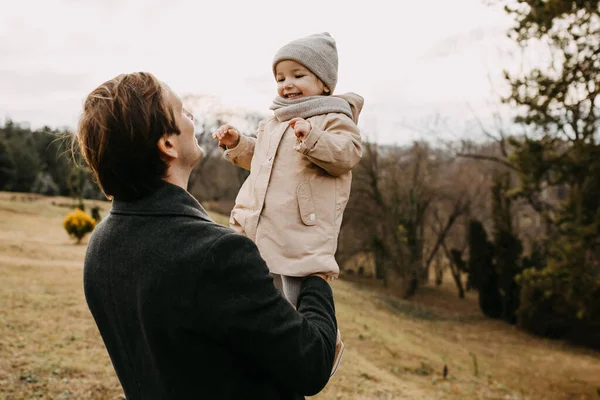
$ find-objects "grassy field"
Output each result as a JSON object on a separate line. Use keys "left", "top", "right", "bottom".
{"left": 1, "top": 192, "right": 599, "bottom": 399}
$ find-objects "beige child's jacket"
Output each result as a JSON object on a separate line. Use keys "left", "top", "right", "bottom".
{"left": 223, "top": 93, "right": 363, "bottom": 278}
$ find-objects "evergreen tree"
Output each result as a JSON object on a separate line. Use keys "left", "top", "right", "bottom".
{"left": 0, "top": 138, "right": 16, "bottom": 189}
{"left": 468, "top": 220, "right": 502, "bottom": 318}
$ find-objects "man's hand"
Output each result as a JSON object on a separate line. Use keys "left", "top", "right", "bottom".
{"left": 212, "top": 124, "right": 241, "bottom": 148}
{"left": 308, "top": 273, "right": 329, "bottom": 282}
{"left": 289, "top": 118, "right": 311, "bottom": 141}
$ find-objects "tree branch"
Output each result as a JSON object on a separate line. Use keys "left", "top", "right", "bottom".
{"left": 457, "top": 153, "right": 521, "bottom": 172}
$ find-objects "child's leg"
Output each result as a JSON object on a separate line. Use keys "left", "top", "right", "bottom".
{"left": 282, "top": 275, "right": 344, "bottom": 376}
{"left": 281, "top": 275, "right": 303, "bottom": 308}
{"left": 271, "top": 273, "right": 284, "bottom": 294}
{"left": 331, "top": 329, "right": 344, "bottom": 377}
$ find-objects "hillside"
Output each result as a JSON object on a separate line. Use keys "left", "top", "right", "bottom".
{"left": 1, "top": 192, "right": 599, "bottom": 399}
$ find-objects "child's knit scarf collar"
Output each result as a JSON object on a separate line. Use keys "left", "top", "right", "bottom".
{"left": 270, "top": 95, "right": 353, "bottom": 122}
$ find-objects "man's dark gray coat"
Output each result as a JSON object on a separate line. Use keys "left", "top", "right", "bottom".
{"left": 83, "top": 182, "right": 337, "bottom": 399}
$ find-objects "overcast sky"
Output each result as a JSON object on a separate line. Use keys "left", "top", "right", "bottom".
{"left": 0, "top": 0, "right": 519, "bottom": 144}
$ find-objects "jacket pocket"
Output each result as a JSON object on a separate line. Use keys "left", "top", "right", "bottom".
{"left": 297, "top": 182, "right": 317, "bottom": 226}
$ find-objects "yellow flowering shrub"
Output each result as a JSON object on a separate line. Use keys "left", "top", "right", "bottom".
{"left": 63, "top": 209, "right": 96, "bottom": 244}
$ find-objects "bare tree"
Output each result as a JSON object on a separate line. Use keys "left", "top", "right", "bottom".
{"left": 340, "top": 141, "right": 453, "bottom": 297}
{"left": 182, "top": 94, "right": 264, "bottom": 211}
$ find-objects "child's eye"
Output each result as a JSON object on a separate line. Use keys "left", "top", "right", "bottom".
{"left": 295, "top": 75, "right": 305, "bottom": 79}
{"left": 277, "top": 78, "right": 285, "bottom": 82}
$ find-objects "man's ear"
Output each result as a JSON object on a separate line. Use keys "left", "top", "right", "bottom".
{"left": 157, "top": 133, "right": 179, "bottom": 160}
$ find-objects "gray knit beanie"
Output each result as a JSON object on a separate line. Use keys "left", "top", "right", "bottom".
{"left": 272, "top": 32, "right": 338, "bottom": 94}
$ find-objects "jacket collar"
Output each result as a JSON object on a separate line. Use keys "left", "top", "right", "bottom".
{"left": 110, "top": 181, "right": 213, "bottom": 222}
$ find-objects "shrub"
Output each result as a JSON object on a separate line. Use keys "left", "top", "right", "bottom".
{"left": 517, "top": 239, "right": 600, "bottom": 349}
{"left": 63, "top": 209, "right": 96, "bottom": 244}
{"left": 90, "top": 206, "right": 102, "bottom": 222}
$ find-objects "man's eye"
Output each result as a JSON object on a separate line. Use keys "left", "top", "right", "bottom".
{"left": 183, "top": 109, "right": 194, "bottom": 121}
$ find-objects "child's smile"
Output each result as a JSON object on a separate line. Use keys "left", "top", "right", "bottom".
{"left": 275, "top": 60, "right": 328, "bottom": 99}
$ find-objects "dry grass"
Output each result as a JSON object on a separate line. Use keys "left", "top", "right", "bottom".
{"left": 1, "top": 192, "right": 599, "bottom": 399}
{"left": 316, "top": 278, "right": 600, "bottom": 400}
{"left": 0, "top": 193, "right": 122, "bottom": 400}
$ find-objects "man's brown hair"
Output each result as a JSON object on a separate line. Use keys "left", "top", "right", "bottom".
{"left": 76, "top": 72, "right": 180, "bottom": 201}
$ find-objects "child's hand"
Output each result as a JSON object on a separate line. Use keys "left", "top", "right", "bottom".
{"left": 289, "top": 118, "right": 311, "bottom": 141}
{"left": 212, "top": 124, "right": 240, "bottom": 148}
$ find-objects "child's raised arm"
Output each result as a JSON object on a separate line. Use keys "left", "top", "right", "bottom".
{"left": 293, "top": 116, "right": 362, "bottom": 177}
{"left": 214, "top": 122, "right": 262, "bottom": 171}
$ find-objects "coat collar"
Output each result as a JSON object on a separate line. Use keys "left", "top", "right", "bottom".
{"left": 110, "top": 181, "right": 213, "bottom": 222}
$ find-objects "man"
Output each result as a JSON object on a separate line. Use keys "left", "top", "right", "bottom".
{"left": 78, "top": 72, "right": 337, "bottom": 399}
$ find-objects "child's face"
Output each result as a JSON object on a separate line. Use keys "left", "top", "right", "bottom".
{"left": 275, "top": 60, "right": 327, "bottom": 99}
